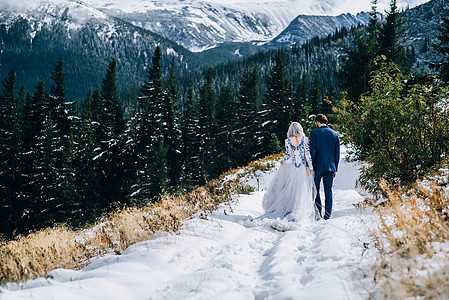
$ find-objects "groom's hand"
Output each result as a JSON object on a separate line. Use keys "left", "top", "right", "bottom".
{"left": 334, "top": 172, "right": 337, "bottom": 178}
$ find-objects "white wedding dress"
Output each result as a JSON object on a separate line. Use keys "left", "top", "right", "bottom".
{"left": 258, "top": 136, "right": 316, "bottom": 223}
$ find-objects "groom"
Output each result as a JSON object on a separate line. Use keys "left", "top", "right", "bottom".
{"left": 310, "top": 114, "right": 340, "bottom": 220}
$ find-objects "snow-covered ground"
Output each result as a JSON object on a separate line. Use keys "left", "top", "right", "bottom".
{"left": 1, "top": 147, "right": 375, "bottom": 299}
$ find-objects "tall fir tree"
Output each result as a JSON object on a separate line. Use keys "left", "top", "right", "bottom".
{"left": 338, "top": 0, "right": 380, "bottom": 101}
{"left": 181, "top": 88, "right": 205, "bottom": 188}
{"left": 309, "top": 69, "right": 322, "bottom": 114}
{"left": 259, "top": 50, "right": 293, "bottom": 144}
{"left": 235, "top": 63, "right": 259, "bottom": 164}
{"left": 95, "top": 59, "right": 127, "bottom": 209}
{"left": 17, "top": 84, "right": 25, "bottom": 117}
{"left": 431, "top": 17, "right": 449, "bottom": 82}
{"left": 140, "top": 46, "right": 165, "bottom": 136}
{"left": 198, "top": 69, "right": 217, "bottom": 179}
{"left": 122, "top": 97, "right": 139, "bottom": 203}
{"left": 378, "top": 0, "right": 410, "bottom": 71}
{"left": 148, "top": 134, "right": 168, "bottom": 198}
{"left": 73, "top": 90, "right": 102, "bottom": 222}
{"left": 367, "top": 0, "right": 380, "bottom": 53}
{"left": 49, "top": 58, "right": 79, "bottom": 224}
{"left": 215, "top": 83, "right": 237, "bottom": 172}
{"left": 21, "top": 78, "right": 61, "bottom": 230}
{"left": 292, "top": 75, "right": 309, "bottom": 122}
{"left": 19, "top": 79, "right": 42, "bottom": 231}
{"left": 163, "top": 59, "right": 183, "bottom": 186}
{"left": 0, "top": 69, "right": 22, "bottom": 236}
{"left": 133, "top": 46, "right": 168, "bottom": 201}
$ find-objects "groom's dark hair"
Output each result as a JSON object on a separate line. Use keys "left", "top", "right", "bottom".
{"left": 315, "top": 114, "right": 328, "bottom": 124}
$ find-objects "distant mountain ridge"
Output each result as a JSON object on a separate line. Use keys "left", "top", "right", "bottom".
{"left": 82, "top": 0, "right": 354, "bottom": 51}
{"left": 269, "top": 12, "right": 371, "bottom": 46}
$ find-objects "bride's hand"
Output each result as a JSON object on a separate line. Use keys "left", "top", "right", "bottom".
{"left": 306, "top": 168, "right": 312, "bottom": 175}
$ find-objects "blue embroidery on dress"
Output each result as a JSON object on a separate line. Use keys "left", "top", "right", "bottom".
{"left": 288, "top": 139, "right": 305, "bottom": 168}
{"left": 283, "top": 210, "right": 292, "bottom": 218}
{"left": 282, "top": 137, "right": 313, "bottom": 170}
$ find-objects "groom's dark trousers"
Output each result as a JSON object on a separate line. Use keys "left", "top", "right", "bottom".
{"left": 314, "top": 171, "right": 334, "bottom": 219}
{"left": 310, "top": 125, "right": 340, "bottom": 220}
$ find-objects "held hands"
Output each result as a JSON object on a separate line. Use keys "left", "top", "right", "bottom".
{"left": 306, "top": 168, "right": 312, "bottom": 175}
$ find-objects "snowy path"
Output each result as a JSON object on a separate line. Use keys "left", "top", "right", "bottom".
{"left": 1, "top": 148, "right": 373, "bottom": 300}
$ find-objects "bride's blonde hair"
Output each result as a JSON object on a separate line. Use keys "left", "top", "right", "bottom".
{"left": 287, "top": 122, "right": 304, "bottom": 138}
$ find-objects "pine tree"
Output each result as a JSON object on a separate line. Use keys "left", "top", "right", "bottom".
{"left": 122, "top": 99, "right": 139, "bottom": 204}
{"left": 163, "top": 59, "right": 182, "bottom": 186}
{"left": 378, "top": 0, "right": 409, "bottom": 71}
{"left": 140, "top": 46, "right": 165, "bottom": 136}
{"left": 73, "top": 90, "right": 101, "bottom": 222}
{"left": 19, "top": 81, "right": 40, "bottom": 231}
{"left": 49, "top": 58, "right": 78, "bottom": 224}
{"left": 292, "top": 75, "right": 309, "bottom": 121}
{"left": 95, "top": 59, "right": 127, "bottom": 209}
{"left": 148, "top": 134, "right": 168, "bottom": 198}
{"left": 49, "top": 58, "right": 72, "bottom": 145}
{"left": 198, "top": 69, "right": 217, "bottom": 179}
{"left": 367, "top": 0, "right": 380, "bottom": 52}
{"left": 338, "top": 0, "right": 379, "bottom": 101}
{"left": 260, "top": 50, "right": 293, "bottom": 144}
{"left": 21, "top": 77, "right": 61, "bottom": 230}
{"left": 309, "top": 69, "right": 322, "bottom": 114}
{"left": 91, "top": 88, "right": 101, "bottom": 122}
{"left": 181, "top": 88, "right": 205, "bottom": 188}
{"left": 215, "top": 83, "right": 237, "bottom": 172}
{"left": 431, "top": 17, "right": 449, "bottom": 82}
{"left": 133, "top": 47, "right": 168, "bottom": 201}
{"left": 34, "top": 114, "right": 60, "bottom": 228}
{"left": 235, "top": 63, "right": 259, "bottom": 164}
{"left": 0, "top": 69, "right": 22, "bottom": 236}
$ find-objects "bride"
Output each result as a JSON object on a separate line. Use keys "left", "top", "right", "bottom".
{"left": 258, "top": 122, "right": 316, "bottom": 223}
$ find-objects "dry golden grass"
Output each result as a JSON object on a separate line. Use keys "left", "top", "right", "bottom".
{"left": 369, "top": 172, "right": 449, "bottom": 299}
{"left": 0, "top": 154, "right": 280, "bottom": 284}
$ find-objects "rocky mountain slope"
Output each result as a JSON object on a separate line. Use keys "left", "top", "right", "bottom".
{"left": 268, "top": 12, "right": 371, "bottom": 46}
{"left": 82, "top": 0, "right": 338, "bottom": 51}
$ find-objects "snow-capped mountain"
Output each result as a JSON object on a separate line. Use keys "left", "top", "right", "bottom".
{"left": 0, "top": 0, "right": 109, "bottom": 29}
{"left": 82, "top": 0, "right": 336, "bottom": 51}
{"left": 0, "top": 0, "right": 201, "bottom": 99}
{"left": 81, "top": 0, "right": 429, "bottom": 51}
{"left": 269, "top": 12, "right": 371, "bottom": 46}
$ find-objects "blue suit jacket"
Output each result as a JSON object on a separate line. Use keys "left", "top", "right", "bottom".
{"left": 310, "top": 125, "right": 340, "bottom": 174}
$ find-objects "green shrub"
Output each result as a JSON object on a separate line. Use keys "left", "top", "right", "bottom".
{"left": 335, "top": 56, "right": 449, "bottom": 192}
